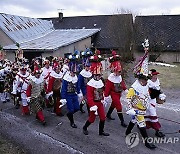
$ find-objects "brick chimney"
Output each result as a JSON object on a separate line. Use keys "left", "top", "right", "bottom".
{"left": 58, "top": 12, "right": 63, "bottom": 20}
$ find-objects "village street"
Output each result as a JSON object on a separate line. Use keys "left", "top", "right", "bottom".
{"left": 0, "top": 88, "right": 179, "bottom": 154}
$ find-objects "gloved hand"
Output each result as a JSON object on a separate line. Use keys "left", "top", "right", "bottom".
{"left": 101, "top": 100, "right": 108, "bottom": 107}
{"left": 104, "top": 96, "right": 111, "bottom": 103}
{"left": 77, "top": 93, "right": 83, "bottom": 101}
{"left": 59, "top": 99, "right": 67, "bottom": 108}
{"left": 124, "top": 89, "right": 129, "bottom": 95}
{"left": 60, "top": 99, "right": 67, "bottom": 104}
{"left": 126, "top": 109, "right": 146, "bottom": 115}
{"left": 134, "top": 110, "right": 146, "bottom": 115}
{"left": 90, "top": 105, "right": 98, "bottom": 112}
{"left": 159, "top": 93, "right": 166, "bottom": 100}
{"left": 46, "top": 91, "right": 53, "bottom": 99}
{"left": 90, "top": 105, "right": 98, "bottom": 115}
{"left": 27, "top": 97, "right": 31, "bottom": 103}
{"left": 126, "top": 109, "right": 136, "bottom": 115}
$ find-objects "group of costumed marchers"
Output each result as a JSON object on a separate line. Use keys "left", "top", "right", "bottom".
{"left": 125, "top": 39, "right": 166, "bottom": 149}
{"left": 0, "top": 42, "right": 167, "bottom": 149}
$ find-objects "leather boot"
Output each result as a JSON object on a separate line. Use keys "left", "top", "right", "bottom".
{"left": 139, "top": 127, "right": 156, "bottom": 149}
{"left": 155, "top": 130, "right": 165, "bottom": 138}
{"left": 118, "top": 113, "right": 127, "bottom": 127}
{"left": 125, "top": 121, "right": 135, "bottom": 135}
{"left": 67, "top": 113, "right": 77, "bottom": 128}
{"left": 106, "top": 107, "right": 115, "bottom": 120}
{"left": 99, "top": 121, "right": 109, "bottom": 136}
{"left": 80, "top": 103, "right": 85, "bottom": 113}
{"left": 83, "top": 120, "right": 91, "bottom": 135}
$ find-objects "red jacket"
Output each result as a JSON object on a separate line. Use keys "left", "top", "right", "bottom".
{"left": 104, "top": 79, "right": 127, "bottom": 97}
{"left": 87, "top": 85, "right": 104, "bottom": 108}
{"left": 46, "top": 76, "right": 55, "bottom": 93}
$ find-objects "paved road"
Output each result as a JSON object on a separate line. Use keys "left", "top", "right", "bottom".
{"left": 0, "top": 89, "right": 179, "bottom": 154}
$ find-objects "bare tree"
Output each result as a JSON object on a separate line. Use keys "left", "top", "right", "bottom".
{"left": 112, "top": 7, "right": 141, "bottom": 21}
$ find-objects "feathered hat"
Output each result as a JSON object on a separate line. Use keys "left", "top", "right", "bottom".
{"left": 68, "top": 50, "right": 80, "bottom": 72}
{"left": 58, "top": 57, "right": 64, "bottom": 64}
{"left": 19, "top": 63, "right": 28, "bottom": 71}
{"left": 89, "top": 49, "right": 103, "bottom": 75}
{"left": 34, "top": 67, "right": 42, "bottom": 74}
{"left": 52, "top": 61, "right": 60, "bottom": 70}
{"left": 42, "top": 58, "right": 50, "bottom": 66}
{"left": 109, "top": 50, "right": 122, "bottom": 73}
{"left": 81, "top": 48, "right": 93, "bottom": 67}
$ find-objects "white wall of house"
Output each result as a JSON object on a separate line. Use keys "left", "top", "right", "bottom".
{"left": 5, "top": 51, "right": 15, "bottom": 61}
{"left": 53, "top": 37, "right": 91, "bottom": 57}
{"left": 4, "top": 36, "right": 91, "bottom": 61}
{"left": 0, "top": 29, "right": 14, "bottom": 47}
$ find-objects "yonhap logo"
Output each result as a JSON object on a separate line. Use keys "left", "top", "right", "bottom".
{"left": 126, "top": 132, "right": 140, "bottom": 148}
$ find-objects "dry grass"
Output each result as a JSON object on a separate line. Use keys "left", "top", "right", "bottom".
{"left": 149, "top": 63, "right": 180, "bottom": 89}
{"left": 103, "top": 61, "right": 180, "bottom": 89}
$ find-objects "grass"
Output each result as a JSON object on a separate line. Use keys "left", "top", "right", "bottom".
{"left": 149, "top": 63, "right": 180, "bottom": 89}
{"left": 102, "top": 61, "right": 180, "bottom": 89}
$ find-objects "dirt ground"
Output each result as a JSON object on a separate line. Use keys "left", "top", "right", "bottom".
{"left": 0, "top": 135, "right": 25, "bottom": 154}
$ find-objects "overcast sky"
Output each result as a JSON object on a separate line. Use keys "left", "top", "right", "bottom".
{"left": 0, "top": 0, "right": 180, "bottom": 18}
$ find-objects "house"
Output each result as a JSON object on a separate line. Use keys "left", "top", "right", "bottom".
{"left": 134, "top": 15, "right": 180, "bottom": 63}
{"left": 43, "top": 13, "right": 134, "bottom": 55}
{"left": 0, "top": 13, "right": 100, "bottom": 61}
{"left": 1, "top": 12, "right": 180, "bottom": 63}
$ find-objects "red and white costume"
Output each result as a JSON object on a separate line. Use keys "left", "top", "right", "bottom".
{"left": 146, "top": 78, "right": 161, "bottom": 130}
{"left": 104, "top": 50, "right": 127, "bottom": 127}
{"left": 105, "top": 73, "right": 127, "bottom": 111}
{"left": 83, "top": 50, "right": 109, "bottom": 136}
{"left": 41, "top": 66, "right": 52, "bottom": 85}
{"left": 12, "top": 70, "right": 31, "bottom": 114}
{"left": 87, "top": 78, "right": 106, "bottom": 122}
{"left": 46, "top": 68, "right": 63, "bottom": 115}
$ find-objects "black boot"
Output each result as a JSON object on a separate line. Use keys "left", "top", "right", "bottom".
{"left": 155, "top": 130, "right": 165, "bottom": 138}
{"left": 106, "top": 107, "right": 115, "bottom": 120}
{"left": 139, "top": 127, "right": 156, "bottom": 149}
{"left": 125, "top": 121, "right": 135, "bottom": 135}
{"left": 83, "top": 120, "right": 91, "bottom": 135}
{"left": 15, "top": 103, "right": 20, "bottom": 109}
{"left": 118, "top": 113, "right": 127, "bottom": 127}
{"left": 67, "top": 113, "right": 77, "bottom": 128}
{"left": 42, "top": 120, "right": 46, "bottom": 126}
{"left": 86, "top": 104, "right": 90, "bottom": 115}
{"left": 99, "top": 121, "right": 109, "bottom": 136}
{"left": 80, "top": 103, "right": 85, "bottom": 113}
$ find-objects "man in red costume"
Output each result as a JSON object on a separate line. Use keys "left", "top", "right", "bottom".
{"left": 83, "top": 50, "right": 109, "bottom": 136}
{"left": 26, "top": 68, "right": 46, "bottom": 125}
{"left": 46, "top": 62, "right": 63, "bottom": 116}
{"left": 104, "top": 51, "right": 128, "bottom": 127}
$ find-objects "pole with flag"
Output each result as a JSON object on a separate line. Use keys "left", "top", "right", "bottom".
{"left": 133, "top": 39, "right": 149, "bottom": 77}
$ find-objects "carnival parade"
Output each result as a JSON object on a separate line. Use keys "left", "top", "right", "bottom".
{"left": 1, "top": 38, "right": 179, "bottom": 153}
